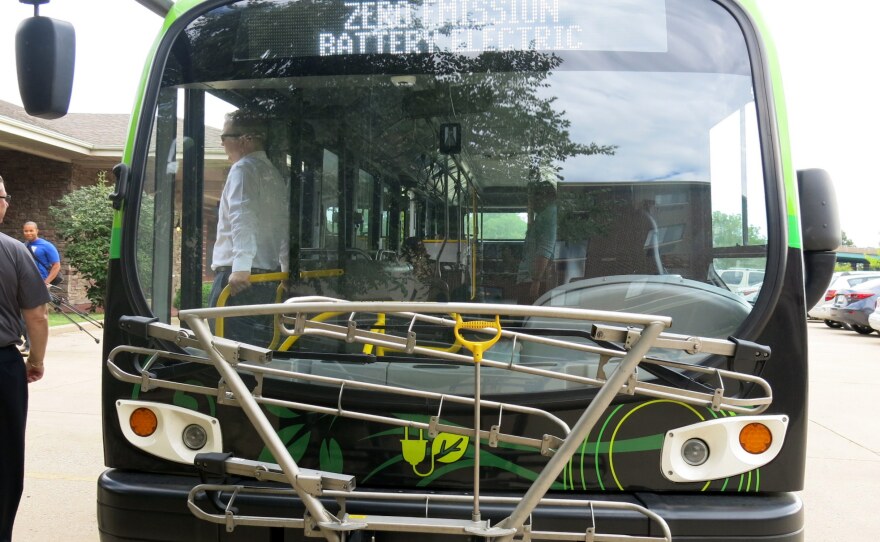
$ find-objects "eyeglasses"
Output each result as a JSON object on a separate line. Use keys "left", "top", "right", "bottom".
{"left": 220, "top": 133, "right": 243, "bottom": 142}
{"left": 0, "top": 195, "right": 10, "bottom": 201}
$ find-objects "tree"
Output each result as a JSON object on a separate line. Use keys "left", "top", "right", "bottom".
{"left": 712, "top": 211, "right": 767, "bottom": 247}
{"left": 840, "top": 230, "right": 855, "bottom": 247}
{"left": 49, "top": 174, "right": 113, "bottom": 308}
{"left": 482, "top": 213, "right": 527, "bottom": 239}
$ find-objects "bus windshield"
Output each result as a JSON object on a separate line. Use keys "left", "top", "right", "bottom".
{"left": 134, "top": 0, "right": 768, "bottom": 379}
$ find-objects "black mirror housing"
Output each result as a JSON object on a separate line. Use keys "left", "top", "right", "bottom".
{"left": 798, "top": 168, "right": 840, "bottom": 251}
{"left": 798, "top": 168, "right": 841, "bottom": 308}
{"left": 16, "top": 15, "right": 76, "bottom": 119}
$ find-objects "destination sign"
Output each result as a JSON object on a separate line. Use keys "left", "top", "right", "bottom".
{"left": 234, "top": 0, "right": 668, "bottom": 60}
{"left": 316, "top": 0, "right": 604, "bottom": 56}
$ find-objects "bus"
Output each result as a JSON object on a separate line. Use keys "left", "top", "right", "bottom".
{"left": 19, "top": 0, "right": 841, "bottom": 540}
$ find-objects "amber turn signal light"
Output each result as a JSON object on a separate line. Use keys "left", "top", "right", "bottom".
{"left": 130, "top": 407, "right": 158, "bottom": 437}
{"left": 739, "top": 422, "right": 772, "bottom": 454}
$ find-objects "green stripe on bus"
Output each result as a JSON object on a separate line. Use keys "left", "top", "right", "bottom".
{"left": 109, "top": 209, "right": 123, "bottom": 260}
{"left": 740, "top": 0, "right": 801, "bottom": 249}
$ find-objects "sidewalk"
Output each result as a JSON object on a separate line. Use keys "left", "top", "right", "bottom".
{"left": 14, "top": 327, "right": 104, "bottom": 541}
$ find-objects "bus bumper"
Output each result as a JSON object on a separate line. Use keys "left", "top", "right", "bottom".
{"left": 98, "top": 469, "right": 804, "bottom": 541}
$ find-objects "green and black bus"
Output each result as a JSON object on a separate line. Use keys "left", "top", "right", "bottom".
{"left": 18, "top": 0, "right": 841, "bottom": 540}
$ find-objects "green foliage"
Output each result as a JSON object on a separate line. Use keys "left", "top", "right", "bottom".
{"left": 136, "top": 194, "right": 155, "bottom": 295}
{"left": 712, "top": 211, "right": 767, "bottom": 248}
{"left": 482, "top": 213, "right": 527, "bottom": 239}
{"left": 172, "top": 282, "right": 213, "bottom": 309}
{"left": 49, "top": 176, "right": 113, "bottom": 308}
{"left": 840, "top": 231, "right": 855, "bottom": 247}
{"left": 557, "top": 189, "right": 617, "bottom": 242}
{"left": 867, "top": 255, "right": 880, "bottom": 270}
{"left": 48, "top": 311, "right": 103, "bottom": 327}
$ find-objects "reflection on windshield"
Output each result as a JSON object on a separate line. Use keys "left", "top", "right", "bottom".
{"left": 137, "top": 0, "right": 768, "bottom": 375}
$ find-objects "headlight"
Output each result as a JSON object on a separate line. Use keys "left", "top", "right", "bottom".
{"left": 116, "top": 400, "right": 222, "bottom": 464}
{"left": 661, "top": 415, "right": 787, "bottom": 482}
{"left": 183, "top": 423, "right": 209, "bottom": 450}
{"left": 681, "top": 438, "right": 709, "bottom": 466}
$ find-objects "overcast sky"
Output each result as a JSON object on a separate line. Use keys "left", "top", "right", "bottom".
{"left": 1, "top": 0, "right": 877, "bottom": 247}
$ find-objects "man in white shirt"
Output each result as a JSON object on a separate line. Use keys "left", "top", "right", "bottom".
{"left": 209, "top": 110, "right": 289, "bottom": 344}
{"left": 516, "top": 181, "right": 557, "bottom": 304}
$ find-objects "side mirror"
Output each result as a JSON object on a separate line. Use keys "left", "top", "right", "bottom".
{"left": 16, "top": 14, "right": 75, "bottom": 119}
{"left": 798, "top": 168, "right": 840, "bottom": 308}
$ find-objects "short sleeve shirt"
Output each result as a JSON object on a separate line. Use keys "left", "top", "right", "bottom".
{"left": 0, "top": 232, "right": 51, "bottom": 346}
{"left": 27, "top": 237, "right": 61, "bottom": 280}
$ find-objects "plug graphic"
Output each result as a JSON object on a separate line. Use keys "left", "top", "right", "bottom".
{"left": 401, "top": 427, "right": 428, "bottom": 467}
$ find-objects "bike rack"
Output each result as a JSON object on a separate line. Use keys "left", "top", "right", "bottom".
{"left": 107, "top": 296, "right": 774, "bottom": 542}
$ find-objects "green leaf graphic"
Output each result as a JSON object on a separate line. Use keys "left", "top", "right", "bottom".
{"left": 265, "top": 404, "right": 300, "bottom": 419}
{"left": 289, "top": 432, "right": 312, "bottom": 462}
{"left": 432, "top": 434, "right": 468, "bottom": 463}
{"left": 172, "top": 390, "right": 198, "bottom": 411}
{"left": 258, "top": 424, "right": 304, "bottom": 463}
{"left": 319, "top": 438, "right": 344, "bottom": 473}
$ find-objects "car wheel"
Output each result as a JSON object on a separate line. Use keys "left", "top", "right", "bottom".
{"left": 824, "top": 320, "right": 842, "bottom": 328}
{"left": 851, "top": 324, "right": 876, "bottom": 335}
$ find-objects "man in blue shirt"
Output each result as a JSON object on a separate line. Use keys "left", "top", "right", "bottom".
{"left": 18, "top": 222, "right": 60, "bottom": 355}
{"left": 22, "top": 222, "right": 61, "bottom": 285}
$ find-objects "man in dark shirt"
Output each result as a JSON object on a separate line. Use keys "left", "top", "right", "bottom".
{"left": 0, "top": 175, "right": 50, "bottom": 541}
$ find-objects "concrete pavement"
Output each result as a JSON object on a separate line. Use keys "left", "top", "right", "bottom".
{"left": 13, "top": 324, "right": 104, "bottom": 541}
{"left": 10, "top": 321, "right": 880, "bottom": 540}
{"left": 799, "top": 322, "right": 880, "bottom": 540}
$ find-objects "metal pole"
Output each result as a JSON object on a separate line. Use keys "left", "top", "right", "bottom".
{"left": 472, "top": 359, "right": 481, "bottom": 522}
{"left": 184, "top": 316, "right": 341, "bottom": 542}
{"left": 494, "top": 321, "right": 667, "bottom": 541}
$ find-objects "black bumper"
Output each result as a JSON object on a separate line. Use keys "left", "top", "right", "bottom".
{"left": 98, "top": 469, "right": 803, "bottom": 541}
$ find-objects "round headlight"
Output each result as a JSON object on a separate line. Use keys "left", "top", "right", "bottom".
{"left": 681, "top": 438, "right": 709, "bottom": 466}
{"left": 182, "top": 423, "right": 208, "bottom": 450}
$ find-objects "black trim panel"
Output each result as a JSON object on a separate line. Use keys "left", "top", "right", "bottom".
{"left": 98, "top": 470, "right": 804, "bottom": 542}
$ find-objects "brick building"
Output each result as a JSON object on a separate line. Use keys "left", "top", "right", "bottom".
{"left": 0, "top": 100, "right": 128, "bottom": 307}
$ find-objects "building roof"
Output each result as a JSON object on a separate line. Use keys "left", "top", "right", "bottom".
{"left": 0, "top": 100, "right": 225, "bottom": 165}
{"left": 0, "top": 100, "right": 131, "bottom": 146}
{"left": 0, "top": 99, "right": 127, "bottom": 163}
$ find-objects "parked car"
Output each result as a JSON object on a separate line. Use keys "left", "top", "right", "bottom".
{"left": 718, "top": 268, "right": 765, "bottom": 295}
{"left": 869, "top": 297, "right": 880, "bottom": 333}
{"left": 743, "top": 282, "right": 762, "bottom": 305}
{"left": 827, "top": 278, "right": 880, "bottom": 335}
{"left": 808, "top": 271, "right": 880, "bottom": 327}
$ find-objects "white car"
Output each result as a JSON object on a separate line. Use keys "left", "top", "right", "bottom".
{"left": 869, "top": 297, "right": 880, "bottom": 333}
{"left": 718, "top": 268, "right": 765, "bottom": 295}
{"left": 808, "top": 271, "right": 880, "bottom": 327}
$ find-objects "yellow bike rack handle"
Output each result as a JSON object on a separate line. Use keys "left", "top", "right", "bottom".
{"left": 453, "top": 313, "right": 502, "bottom": 363}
